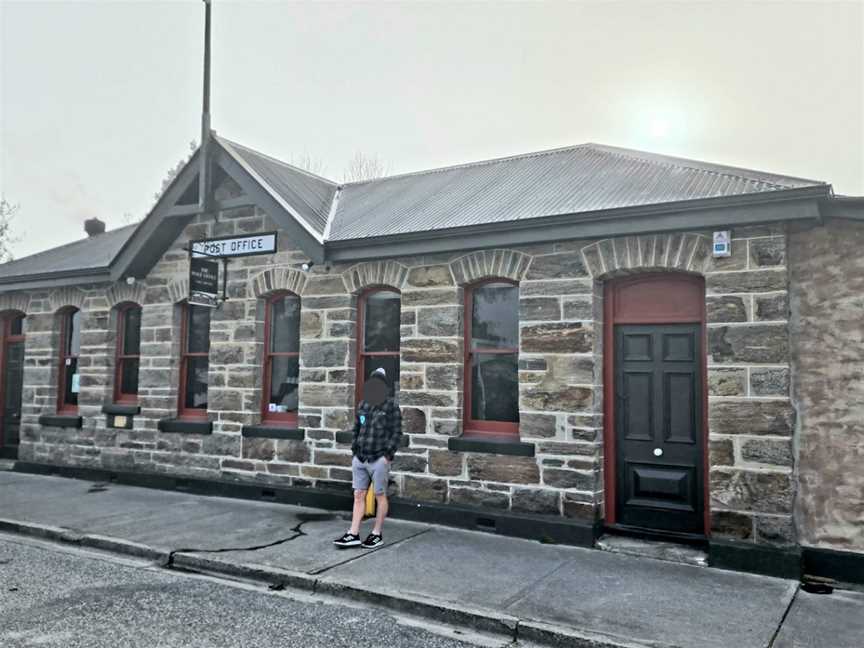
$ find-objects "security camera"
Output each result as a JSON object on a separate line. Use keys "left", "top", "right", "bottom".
{"left": 125, "top": 276, "right": 136, "bottom": 286}
{"left": 300, "top": 261, "right": 314, "bottom": 272}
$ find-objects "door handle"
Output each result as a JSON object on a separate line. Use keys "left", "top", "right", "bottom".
{"left": 653, "top": 448, "right": 663, "bottom": 457}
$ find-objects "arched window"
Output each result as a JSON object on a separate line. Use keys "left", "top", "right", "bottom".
{"left": 178, "top": 303, "right": 210, "bottom": 418}
{"left": 114, "top": 303, "right": 142, "bottom": 403}
{"left": 262, "top": 292, "right": 300, "bottom": 425}
{"left": 57, "top": 307, "right": 82, "bottom": 413}
{"left": 356, "top": 289, "right": 401, "bottom": 396}
{"left": 464, "top": 279, "right": 519, "bottom": 436}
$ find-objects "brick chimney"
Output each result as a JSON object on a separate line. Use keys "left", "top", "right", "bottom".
{"left": 84, "top": 218, "right": 106, "bottom": 237}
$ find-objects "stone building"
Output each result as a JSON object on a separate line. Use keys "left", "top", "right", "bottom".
{"left": 0, "top": 138, "right": 861, "bottom": 581}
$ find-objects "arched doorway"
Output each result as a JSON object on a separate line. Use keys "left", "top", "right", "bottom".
{"left": 0, "top": 311, "right": 26, "bottom": 459}
{"left": 603, "top": 273, "right": 708, "bottom": 537}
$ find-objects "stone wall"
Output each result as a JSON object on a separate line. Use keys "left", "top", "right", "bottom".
{"left": 790, "top": 218, "right": 864, "bottom": 552}
{"left": 7, "top": 208, "right": 800, "bottom": 545}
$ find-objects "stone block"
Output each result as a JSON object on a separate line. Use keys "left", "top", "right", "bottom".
{"left": 522, "top": 385, "right": 592, "bottom": 412}
{"left": 303, "top": 275, "right": 347, "bottom": 296}
{"left": 749, "top": 238, "right": 785, "bottom": 267}
{"left": 276, "top": 440, "right": 310, "bottom": 463}
{"left": 429, "top": 450, "right": 463, "bottom": 476}
{"left": 402, "top": 475, "right": 447, "bottom": 503}
{"left": 709, "top": 438, "right": 734, "bottom": 466}
{"left": 242, "top": 438, "right": 275, "bottom": 461}
{"left": 741, "top": 438, "right": 793, "bottom": 466}
{"left": 222, "top": 459, "right": 255, "bottom": 472}
{"left": 709, "top": 324, "right": 788, "bottom": 364}
{"left": 562, "top": 492, "right": 597, "bottom": 520}
{"left": 519, "top": 297, "right": 561, "bottom": 321}
{"left": 708, "top": 368, "right": 747, "bottom": 396}
{"left": 392, "top": 454, "right": 428, "bottom": 473}
{"left": 710, "top": 469, "right": 793, "bottom": 514}
{"left": 754, "top": 294, "right": 788, "bottom": 321}
{"left": 401, "top": 407, "right": 426, "bottom": 434}
{"left": 467, "top": 454, "right": 540, "bottom": 484}
{"left": 314, "top": 449, "right": 353, "bottom": 467}
{"left": 402, "top": 290, "right": 458, "bottom": 307}
{"left": 450, "top": 487, "right": 509, "bottom": 510}
{"left": 400, "top": 373, "right": 424, "bottom": 390}
{"left": 750, "top": 368, "right": 789, "bottom": 396}
{"left": 754, "top": 515, "right": 796, "bottom": 545}
{"left": 512, "top": 488, "right": 560, "bottom": 514}
{"left": 327, "top": 322, "right": 354, "bottom": 338}
{"left": 301, "top": 384, "right": 352, "bottom": 408}
{"left": 401, "top": 338, "right": 461, "bottom": 363}
{"left": 323, "top": 408, "right": 352, "bottom": 430}
{"left": 208, "top": 389, "right": 243, "bottom": 412}
{"left": 706, "top": 296, "right": 747, "bottom": 323}
{"left": 520, "top": 280, "right": 593, "bottom": 297}
{"left": 433, "top": 420, "right": 461, "bottom": 436}
{"left": 710, "top": 510, "right": 753, "bottom": 540}
{"left": 301, "top": 341, "right": 348, "bottom": 367}
{"left": 708, "top": 400, "right": 794, "bottom": 436}
{"left": 201, "top": 433, "right": 241, "bottom": 457}
{"left": 521, "top": 322, "right": 592, "bottom": 353}
{"left": 416, "top": 306, "right": 461, "bottom": 336}
{"left": 300, "top": 311, "right": 323, "bottom": 338}
{"left": 399, "top": 391, "right": 455, "bottom": 407}
{"left": 706, "top": 270, "right": 785, "bottom": 295}
{"left": 518, "top": 357, "right": 547, "bottom": 371}
{"left": 406, "top": 265, "right": 453, "bottom": 288}
{"left": 542, "top": 468, "right": 594, "bottom": 490}
{"left": 526, "top": 252, "right": 588, "bottom": 279}
{"left": 562, "top": 296, "right": 593, "bottom": 320}
{"left": 303, "top": 295, "right": 352, "bottom": 310}
{"left": 520, "top": 413, "right": 559, "bottom": 438}
{"left": 426, "top": 364, "right": 460, "bottom": 390}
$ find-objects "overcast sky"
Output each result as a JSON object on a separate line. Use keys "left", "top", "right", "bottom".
{"left": 1, "top": 0, "right": 862, "bottom": 258}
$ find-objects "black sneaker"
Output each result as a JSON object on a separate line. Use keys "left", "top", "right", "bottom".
{"left": 361, "top": 533, "right": 383, "bottom": 548}
{"left": 333, "top": 532, "right": 361, "bottom": 548}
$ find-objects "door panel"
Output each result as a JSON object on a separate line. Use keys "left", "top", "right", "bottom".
{"left": 615, "top": 324, "right": 704, "bottom": 534}
{"left": 1, "top": 341, "right": 24, "bottom": 457}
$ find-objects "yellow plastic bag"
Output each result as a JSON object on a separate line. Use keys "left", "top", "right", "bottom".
{"left": 365, "top": 487, "right": 376, "bottom": 517}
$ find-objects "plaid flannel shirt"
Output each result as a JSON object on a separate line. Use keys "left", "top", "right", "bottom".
{"left": 352, "top": 398, "right": 402, "bottom": 462}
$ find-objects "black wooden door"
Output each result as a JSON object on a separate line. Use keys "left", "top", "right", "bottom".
{"left": 615, "top": 324, "right": 704, "bottom": 534}
{"left": 1, "top": 341, "right": 24, "bottom": 459}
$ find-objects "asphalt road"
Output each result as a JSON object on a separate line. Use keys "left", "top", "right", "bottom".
{"left": 0, "top": 535, "right": 512, "bottom": 648}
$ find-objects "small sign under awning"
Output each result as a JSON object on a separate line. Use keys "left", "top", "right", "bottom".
{"left": 189, "top": 257, "right": 219, "bottom": 308}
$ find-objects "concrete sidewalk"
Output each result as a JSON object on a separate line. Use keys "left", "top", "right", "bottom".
{"left": 1, "top": 471, "right": 862, "bottom": 648}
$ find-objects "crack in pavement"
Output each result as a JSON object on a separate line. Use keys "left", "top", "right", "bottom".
{"left": 165, "top": 512, "right": 335, "bottom": 567}
{"left": 307, "top": 527, "right": 432, "bottom": 576}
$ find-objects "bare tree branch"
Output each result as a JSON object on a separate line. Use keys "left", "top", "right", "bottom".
{"left": 343, "top": 151, "right": 387, "bottom": 183}
{"left": 287, "top": 153, "right": 328, "bottom": 177}
{"left": 0, "top": 198, "right": 21, "bottom": 263}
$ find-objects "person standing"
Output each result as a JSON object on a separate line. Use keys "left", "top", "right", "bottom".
{"left": 334, "top": 367, "right": 401, "bottom": 548}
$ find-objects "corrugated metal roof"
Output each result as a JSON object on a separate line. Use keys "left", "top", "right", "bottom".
{"left": 0, "top": 224, "right": 137, "bottom": 280}
{"left": 218, "top": 137, "right": 337, "bottom": 237}
{"left": 326, "top": 143, "right": 826, "bottom": 241}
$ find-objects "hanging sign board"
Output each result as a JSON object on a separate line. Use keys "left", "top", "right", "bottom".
{"left": 189, "top": 257, "right": 220, "bottom": 308}
{"left": 712, "top": 231, "right": 732, "bottom": 258}
{"left": 191, "top": 232, "right": 278, "bottom": 258}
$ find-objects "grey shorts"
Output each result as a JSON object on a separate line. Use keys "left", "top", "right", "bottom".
{"left": 352, "top": 456, "right": 390, "bottom": 495}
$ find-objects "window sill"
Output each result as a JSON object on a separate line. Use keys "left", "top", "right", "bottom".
{"left": 102, "top": 404, "right": 141, "bottom": 416}
{"left": 39, "top": 414, "right": 83, "bottom": 429}
{"left": 157, "top": 418, "right": 213, "bottom": 435}
{"left": 448, "top": 435, "right": 535, "bottom": 457}
{"left": 242, "top": 425, "right": 304, "bottom": 441}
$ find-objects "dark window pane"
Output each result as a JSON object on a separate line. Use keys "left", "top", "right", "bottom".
{"left": 122, "top": 307, "right": 142, "bottom": 355}
{"left": 268, "top": 355, "right": 299, "bottom": 413}
{"left": 364, "top": 291, "right": 401, "bottom": 353}
{"left": 120, "top": 358, "right": 140, "bottom": 396}
{"left": 64, "top": 357, "right": 79, "bottom": 406}
{"left": 184, "top": 357, "right": 209, "bottom": 409}
{"left": 471, "top": 283, "right": 518, "bottom": 349}
{"left": 187, "top": 305, "right": 211, "bottom": 354}
{"left": 10, "top": 315, "right": 25, "bottom": 336}
{"left": 471, "top": 353, "right": 518, "bottom": 423}
{"left": 269, "top": 296, "right": 300, "bottom": 354}
{"left": 361, "top": 355, "right": 399, "bottom": 396}
{"left": 68, "top": 310, "right": 82, "bottom": 356}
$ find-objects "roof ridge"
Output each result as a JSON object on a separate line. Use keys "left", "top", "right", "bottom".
{"left": 216, "top": 136, "right": 338, "bottom": 186}
{"left": 585, "top": 143, "right": 825, "bottom": 190}
{"left": 341, "top": 143, "right": 594, "bottom": 187}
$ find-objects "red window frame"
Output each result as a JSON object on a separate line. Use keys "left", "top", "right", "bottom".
{"left": 0, "top": 311, "right": 26, "bottom": 449}
{"left": 463, "top": 278, "right": 520, "bottom": 437}
{"left": 177, "top": 303, "right": 210, "bottom": 420}
{"left": 261, "top": 291, "right": 300, "bottom": 426}
{"left": 354, "top": 287, "right": 401, "bottom": 404}
{"left": 114, "top": 303, "right": 141, "bottom": 404}
{"left": 57, "top": 307, "right": 81, "bottom": 415}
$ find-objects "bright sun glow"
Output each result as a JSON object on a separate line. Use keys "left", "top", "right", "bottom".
{"left": 649, "top": 117, "right": 671, "bottom": 138}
